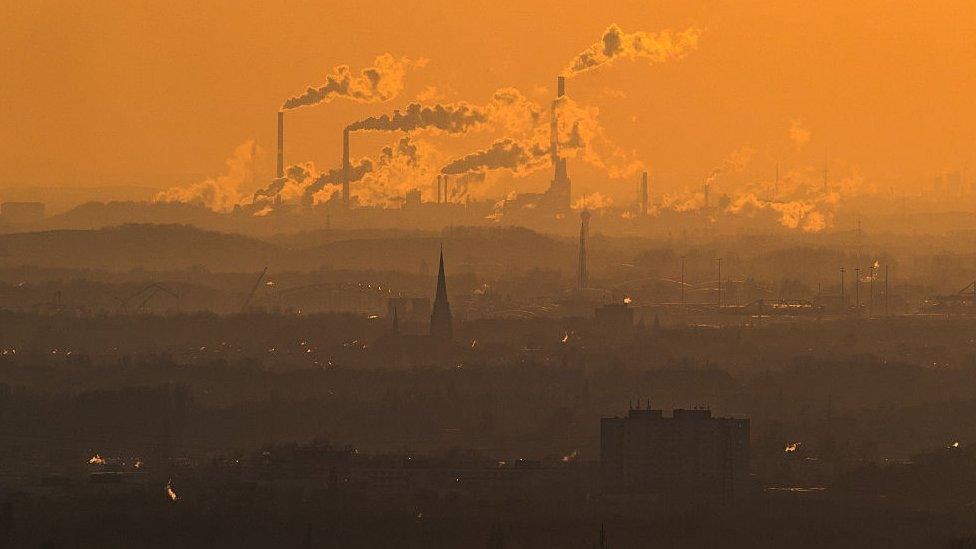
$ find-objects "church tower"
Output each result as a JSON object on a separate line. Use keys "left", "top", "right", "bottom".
{"left": 429, "top": 247, "right": 453, "bottom": 340}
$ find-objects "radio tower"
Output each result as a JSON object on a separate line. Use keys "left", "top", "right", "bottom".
{"left": 577, "top": 210, "right": 591, "bottom": 296}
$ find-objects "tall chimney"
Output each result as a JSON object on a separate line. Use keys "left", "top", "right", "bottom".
{"left": 639, "top": 171, "right": 649, "bottom": 215}
{"left": 443, "top": 174, "right": 449, "bottom": 203}
{"left": 276, "top": 111, "right": 284, "bottom": 179}
{"left": 342, "top": 128, "right": 351, "bottom": 205}
{"left": 548, "top": 75, "right": 571, "bottom": 210}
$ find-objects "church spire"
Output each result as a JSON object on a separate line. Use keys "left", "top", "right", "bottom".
{"left": 430, "top": 245, "right": 453, "bottom": 340}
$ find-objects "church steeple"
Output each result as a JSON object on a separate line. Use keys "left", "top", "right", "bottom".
{"left": 430, "top": 246, "right": 453, "bottom": 340}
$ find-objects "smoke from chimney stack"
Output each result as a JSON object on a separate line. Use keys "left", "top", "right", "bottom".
{"left": 282, "top": 54, "right": 425, "bottom": 110}
{"left": 563, "top": 24, "right": 701, "bottom": 77}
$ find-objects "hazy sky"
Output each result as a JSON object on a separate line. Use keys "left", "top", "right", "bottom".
{"left": 2, "top": 0, "right": 974, "bottom": 202}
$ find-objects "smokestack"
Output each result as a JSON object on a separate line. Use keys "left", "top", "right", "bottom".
{"left": 639, "top": 171, "right": 649, "bottom": 215}
{"left": 276, "top": 111, "right": 284, "bottom": 179}
{"left": 435, "top": 175, "right": 441, "bottom": 204}
{"left": 548, "top": 76, "right": 572, "bottom": 209}
{"left": 342, "top": 128, "right": 351, "bottom": 205}
{"left": 443, "top": 174, "right": 450, "bottom": 203}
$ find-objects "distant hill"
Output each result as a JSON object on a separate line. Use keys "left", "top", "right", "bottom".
{"left": 0, "top": 185, "right": 160, "bottom": 215}
{"left": 0, "top": 224, "right": 280, "bottom": 272}
{"left": 40, "top": 201, "right": 226, "bottom": 232}
{"left": 0, "top": 222, "right": 653, "bottom": 278}
{"left": 287, "top": 226, "right": 577, "bottom": 276}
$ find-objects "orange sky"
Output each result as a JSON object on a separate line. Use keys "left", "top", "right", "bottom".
{"left": 1, "top": 0, "right": 974, "bottom": 204}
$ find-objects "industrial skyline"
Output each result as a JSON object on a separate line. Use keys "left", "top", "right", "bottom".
{"left": 3, "top": 3, "right": 976, "bottom": 546}
{"left": 2, "top": 2, "right": 974, "bottom": 220}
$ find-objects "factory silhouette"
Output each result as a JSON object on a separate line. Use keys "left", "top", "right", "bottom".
{"left": 271, "top": 75, "right": 577, "bottom": 216}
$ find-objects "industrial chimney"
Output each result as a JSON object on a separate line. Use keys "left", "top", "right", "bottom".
{"left": 639, "top": 171, "right": 649, "bottom": 216}
{"left": 342, "top": 128, "right": 351, "bottom": 206}
{"left": 547, "top": 75, "right": 571, "bottom": 210}
{"left": 276, "top": 111, "right": 284, "bottom": 179}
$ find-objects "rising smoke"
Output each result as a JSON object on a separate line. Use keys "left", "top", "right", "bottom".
{"left": 440, "top": 138, "right": 548, "bottom": 176}
{"left": 343, "top": 87, "right": 542, "bottom": 135}
{"left": 154, "top": 141, "right": 258, "bottom": 213}
{"left": 438, "top": 93, "right": 640, "bottom": 181}
{"left": 655, "top": 140, "right": 869, "bottom": 233}
{"left": 319, "top": 136, "right": 438, "bottom": 207}
{"left": 564, "top": 24, "right": 701, "bottom": 76}
{"left": 282, "top": 54, "right": 426, "bottom": 110}
{"left": 345, "top": 102, "right": 488, "bottom": 133}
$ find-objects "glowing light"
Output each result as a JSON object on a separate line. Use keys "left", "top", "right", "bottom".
{"left": 784, "top": 442, "right": 800, "bottom": 453}
{"left": 88, "top": 454, "right": 106, "bottom": 465}
{"left": 949, "top": 441, "right": 960, "bottom": 449}
{"left": 623, "top": 297, "right": 633, "bottom": 304}
{"left": 561, "top": 449, "right": 580, "bottom": 463}
{"left": 561, "top": 332, "right": 570, "bottom": 343}
{"left": 165, "top": 479, "right": 179, "bottom": 502}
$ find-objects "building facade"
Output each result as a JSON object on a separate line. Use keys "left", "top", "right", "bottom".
{"left": 601, "top": 407, "right": 750, "bottom": 500}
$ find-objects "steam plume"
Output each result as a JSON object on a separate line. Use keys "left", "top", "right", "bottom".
{"left": 439, "top": 94, "right": 640, "bottom": 180}
{"left": 282, "top": 54, "right": 426, "bottom": 110}
{"left": 440, "top": 138, "right": 548, "bottom": 176}
{"left": 154, "top": 141, "right": 258, "bottom": 212}
{"left": 564, "top": 24, "right": 701, "bottom": 76}
{"left": 345, "top": 102, "right": 487, "bottom": 133}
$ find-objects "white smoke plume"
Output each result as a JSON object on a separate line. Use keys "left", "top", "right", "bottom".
{"left": 654, "top": 139, "right": 869, "bottom": 233}
{"left": 439, "top": 94, "right": 640, "bottom": 181}
{"left": 726, "top": 192, "right": 828, "bottom": 233}
{"left": 346, "top": 102, "right": 488, "bottom": 133}
{"left": 440, "top": 138, "right": 548, "bottom": 176}
{"left": 154, "top": 141, "right": 258, "bottom": 213}
{"left": 313, "top": 136, "right": 439, "bottom": 207}
{"left": 722, "top": 166, "right": 867, "bottom": 233}
{"left": 282, "top": 54, "right": 426, "bottom": 110}
{"left": 564, "top": 24, "right": 702, "bottom": 76}
{"left": 344, "top": 87, "right": 542, "bottom": 135}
